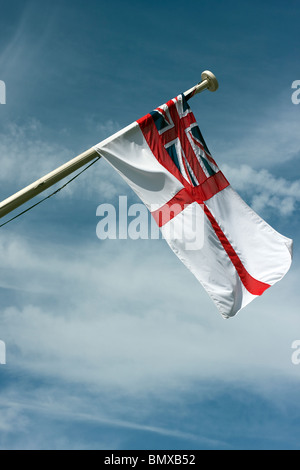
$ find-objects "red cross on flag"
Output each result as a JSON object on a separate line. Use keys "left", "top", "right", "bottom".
{"left": 94, "top": 94, "right": 292, "bottom": 319}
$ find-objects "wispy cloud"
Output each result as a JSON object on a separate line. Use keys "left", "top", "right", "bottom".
{"left": 0, "top": 118, "right": 128, "bottom": 207}
{"left": 0, "top": 392, "right": 224, "bottom": 449}
{"left": 212, "top": 96, "right": 300, "bottom": 171}
{"left": 222, "top": 163, "right": 300, "bottom": 216}
{"left": 0, "top": 120, "right": 73, "bottom": 188}
{"left": 0, "top": 2, "right": 60, "bottom": 76}
{"left": 0, "top": 230, "right": 299, "bottom": 397}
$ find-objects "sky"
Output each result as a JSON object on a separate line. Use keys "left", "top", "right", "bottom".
{"left": 0, "top": 0, "right": 299, "bottom": 450}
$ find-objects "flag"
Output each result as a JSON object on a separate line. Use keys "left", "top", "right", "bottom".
{"left": 94, "top": 93, "right": 293, "bottom": 319}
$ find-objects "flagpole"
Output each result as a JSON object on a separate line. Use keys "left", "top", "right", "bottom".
{"left": 0, "top": 71, "right": 218, "bottom": 220}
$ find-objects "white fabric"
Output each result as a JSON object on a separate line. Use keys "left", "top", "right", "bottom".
{"left": 205, "top": 187, "right": 293, "bottom": 285}
{"left": 95, "top": 122, "right": 184, "bottom": 211}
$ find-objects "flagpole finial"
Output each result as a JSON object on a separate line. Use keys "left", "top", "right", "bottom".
{"left": 184, "top": 70, "right": 219, "bottom": 99}
{"left": 201, "top": 70, "right": 219, "bottom": 92}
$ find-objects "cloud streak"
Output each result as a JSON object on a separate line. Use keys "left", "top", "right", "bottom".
{"left": 0, "top": 394, "right": 225, "bottom": 449}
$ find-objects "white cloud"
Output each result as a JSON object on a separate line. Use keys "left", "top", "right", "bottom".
{"left": 221, "top": 163, "right": 300, "bottom": 216}
{"left": 0, "top": 120, "right": 73, "bottom": 186}
{"left": 0, "top": 403, "right": 28, "bottom": 433}
{"left": 212, "top": 98, "right": 300, "bottom": 170}
{"left": 95, "top": 120, "right": 122, "bottom": 141}
{"left": 0, "top": 118, "right": 130, "bottom": 211}
{"left": 0, "top": 230, "right": 299, "bottom": 398}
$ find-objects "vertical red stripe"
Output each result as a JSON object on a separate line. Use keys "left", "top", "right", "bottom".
{"left": 137, "top": 113, "right": 190, "bottom": 190}
{"left": 203, "top": 205, "right": 271, "bottom": 296}
{"left": 167, "top": 101, "right": 208, "bottom": 184}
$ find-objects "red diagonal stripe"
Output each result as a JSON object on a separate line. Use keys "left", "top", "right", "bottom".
{"left": 189, "top": 133, "right": 219, "bottom": 168}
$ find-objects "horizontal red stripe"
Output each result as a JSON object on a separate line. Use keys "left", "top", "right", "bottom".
{"left": 151, "top": 188, "right": 194, "bottom": 227}
{"left": 151, "top": 172, "right": 229, "bottom": 227}
{"left": 192, "top": 171, "right": 229, "bottom": 202}
{"left": 203, "top": 205, "right": 271, "bottom": 296}
{"left": 160, "top": 126, "right": 178, "bottom": 146}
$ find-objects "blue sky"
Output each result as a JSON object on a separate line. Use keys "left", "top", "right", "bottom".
{"left": 0, "top": 0, "right": 299, "bottom": 450}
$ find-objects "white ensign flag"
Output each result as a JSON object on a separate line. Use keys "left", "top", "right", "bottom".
{"left": 94, "top": 94, "right": 292, "bottom": 319}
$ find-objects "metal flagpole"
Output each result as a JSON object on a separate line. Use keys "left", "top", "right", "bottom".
{"left": 0, "top": 71, "right": 218, "bottom": 220}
